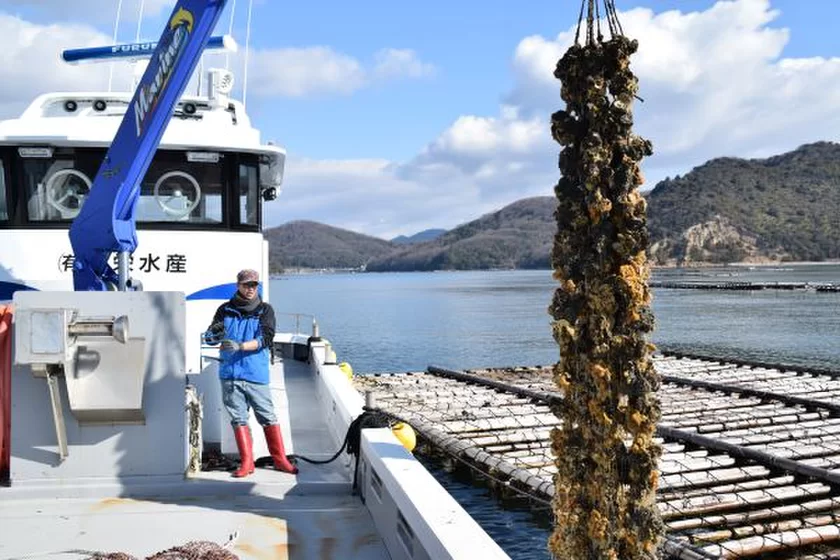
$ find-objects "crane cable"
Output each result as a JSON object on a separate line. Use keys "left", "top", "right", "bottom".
{"left": 575, "top": 0, "right": 624, "bottom": 46}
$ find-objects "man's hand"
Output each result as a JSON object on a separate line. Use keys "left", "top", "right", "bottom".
{"left": 220, "top": 339, "right": 241, "bottom": 352}
{"left": 205, "top": 322, "right": 225, "bottom": 344}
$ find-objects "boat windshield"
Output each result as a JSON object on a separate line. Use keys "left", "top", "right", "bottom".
{"left": 4, "top": 146, "right": 261, "bottom": 230}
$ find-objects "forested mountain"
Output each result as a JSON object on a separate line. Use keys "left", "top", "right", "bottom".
{"left": 267, "top": 142, "right": 840, "bottom": 271}
{"left": 265, "top": 220, "right": 394, "bottom": 271}
{"left": 366, "top": 197, "right": 554, "bottom": 271}
{"left": 646, "top": 142, "right": 840, "bottom": 264}
{"left": 391, "top": 229, "right": 447, "bottom": 245}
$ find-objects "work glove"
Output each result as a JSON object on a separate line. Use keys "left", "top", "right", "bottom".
{"left": 204, "top": 322, "right": 225, "bottom": 344}
{"left": 220, "top": 339, "right": 241, "bottom": 352}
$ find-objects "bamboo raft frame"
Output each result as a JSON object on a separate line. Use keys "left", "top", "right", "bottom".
{"left": 354, "top": 354, "right": 840, "bottom": 559}
{"left": 649, "top": 281, "right": 840, "bottom": 292}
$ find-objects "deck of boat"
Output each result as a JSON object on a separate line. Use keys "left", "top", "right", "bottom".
{"left": 0, "top": 357, "right": 390, "bottom": 560}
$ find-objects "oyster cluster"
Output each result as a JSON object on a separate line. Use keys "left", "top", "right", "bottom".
{"left": 88, "top": 541, "right": 239, "bottom": 560}
{"left": 548, "top": 33, "right": 663, "bottom": 560}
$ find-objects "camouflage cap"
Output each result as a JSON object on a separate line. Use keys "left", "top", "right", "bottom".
{"left": 237, "top": 269, "right": 259, "bottom": 284}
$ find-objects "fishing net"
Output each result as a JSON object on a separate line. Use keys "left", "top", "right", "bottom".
{"left": 548, "top": 0, "right": 662, "bottom": 558}
{"left": 86, "top": 540, "right": 239, "bottom": 560}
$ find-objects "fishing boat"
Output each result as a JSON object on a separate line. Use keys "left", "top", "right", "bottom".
{"left": 0, "top": 2, "right": 509, "bottom": 558}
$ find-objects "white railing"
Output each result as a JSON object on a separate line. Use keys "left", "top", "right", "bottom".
{"left": 274, "top": 312, "right": 318, "bottom": 337}
{"left": 307, "top": 338, "right": 510, "bottom": 560}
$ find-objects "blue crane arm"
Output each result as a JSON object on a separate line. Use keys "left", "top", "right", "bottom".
{"left": 69, "top": 0, "right": 228, "bottom": 291}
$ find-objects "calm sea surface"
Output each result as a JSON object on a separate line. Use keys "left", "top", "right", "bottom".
{"left": 270, "top": 264, "right": 840, "bottom": 373}
{"left": 269, "top": 264, "right": 840, "bottom": 559}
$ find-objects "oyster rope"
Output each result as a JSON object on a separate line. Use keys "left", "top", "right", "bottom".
{"left": 548, "top": 1, "right": 663, "bottom": 558}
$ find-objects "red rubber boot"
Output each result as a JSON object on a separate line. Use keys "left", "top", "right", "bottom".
{"left": 263, "top": 424, "right": 298, "bottom": 474}
{"left": 232, "top": 425, "right": 255, "bottom": 478}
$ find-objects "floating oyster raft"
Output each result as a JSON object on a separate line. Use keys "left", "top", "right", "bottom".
{"left": 549, "top": 1, "right": 663, "bottom": 558}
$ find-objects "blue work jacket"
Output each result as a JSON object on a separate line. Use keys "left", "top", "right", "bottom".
{"left": 207, "top": 299, "right": 275, "bottom": 384}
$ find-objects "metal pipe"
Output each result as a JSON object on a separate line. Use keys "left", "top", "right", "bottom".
{"left": 365, "top": 391, "right": 375, "bottom": 410}
{"left": 118, "top": 251, "right": 130, "bottom": 291}
{"left": 68, "top": 315, "right": 129, "bottom": 343}
{"left": 46, "top": 371, "right": 68, "bottom": 462}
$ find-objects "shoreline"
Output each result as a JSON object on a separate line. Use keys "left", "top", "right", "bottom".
{"left": 652, "top": 260, "right": 840, "bottom": 270}
{"left": 271, "top": 260, "right": 840, "bottom": 278}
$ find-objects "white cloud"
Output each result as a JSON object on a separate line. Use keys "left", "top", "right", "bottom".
{"left": 0, "top": 14, "right": 134, "bottom": 118}
{"left": 0, "top": 7, "right": 437, "bottom": 117}
{"left": 373, "top": 48, "right": 436, "bottom": 80}
{"left": 267, "top": 156, "right": 495, "bottom": 240}
{"left": 421, "top": 109, "right": 546, "bottom": 162}
{"left": 269, "top": 111, "right": 556, "bottom": 238}
{"left": 246, "top": 46, "right": 366, "bottom": 98}
{"left": 3, "top": 2, "right": 839, "bottom": 240}
{"left": 246, "top": 46, "right": 435, "bottom": 98}
{"left": 503, "top": 0, "right": 840, "bottom": 183}
{"left": 272, "top": 0, "right": 840, "bottom": 238}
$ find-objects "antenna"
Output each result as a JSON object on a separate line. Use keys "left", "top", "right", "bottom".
{"left": 135, "top": 0, "right": 145, "bottom": 42}
{"left": 243, "top": 0, "right": 253, "bottom": 109}
{"left": 197, "top": 55, "right": 204, "bottom": 95}
{"left": 134, "top": 0, "right": 145, "bottom": 93}
{"left": 107, "top": 0, "right": 124, "bottom": 92}
{"left": 226, "top": 0, "right": 238, "bottom": 71}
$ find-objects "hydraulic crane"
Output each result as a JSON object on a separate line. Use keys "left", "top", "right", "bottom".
{"left": 69, "top": 0, "right": 228, "bottom": 291}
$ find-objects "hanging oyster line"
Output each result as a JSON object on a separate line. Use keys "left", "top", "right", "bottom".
{"left": 548, "top": 1, "right": 663, "bottom": 559}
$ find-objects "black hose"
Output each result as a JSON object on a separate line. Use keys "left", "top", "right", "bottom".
{"left": 287, "top": 432, "right": 349, "bottom": 465}
{"left": 285, "top": 409, "right": 392, "bottom": 466}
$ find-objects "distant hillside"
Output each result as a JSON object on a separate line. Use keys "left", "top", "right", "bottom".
{"left": 647, "top": 142, "right": 840, "bottom": 264}
{"left": 265, "top": 220, "right": 394, "bottom": 271}
{"left": 391, "top": 228, "right": 447, "bottom": 245}
{"left": 366, "top": 197, "right": 555, "bottom": 271}
{"left": 266, "top": 142, "right": 840, "bottom": 271}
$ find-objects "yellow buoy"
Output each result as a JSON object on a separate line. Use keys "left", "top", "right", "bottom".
{"left": 391, "top": 422, "right": 416, "bottom": 453}
{"left": 339, "top": 362, "right": 353, "bottom": 380}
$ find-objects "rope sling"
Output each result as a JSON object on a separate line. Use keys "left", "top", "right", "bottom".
{"left": 548, "top": 1, "right": 663, "bottom": 558}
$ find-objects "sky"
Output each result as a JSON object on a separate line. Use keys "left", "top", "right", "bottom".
{"left": 0, "top": 0, "right": 838, "bottom": 239}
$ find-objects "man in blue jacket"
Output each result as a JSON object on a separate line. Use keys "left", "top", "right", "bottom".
{"left": 206, "top": 269, "right": 298, "bottom": 477}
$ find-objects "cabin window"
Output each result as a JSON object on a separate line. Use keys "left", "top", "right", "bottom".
{"left": 8, "top": 147, "right": 271, "bottom": 230}
{"left": 20, "top": 148, "right": 97, "bottom": 222}
{"left": 18, "top": 148, "right": 225, "bottom": 225}
{"left": 0, "top": 160, "right": 7, "bottom": 221}
{"left": 136, "top": 152, "right": 224, "bottom": 224}
{"left": 238, "top": 163, "right": 259, "bottom": 226}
